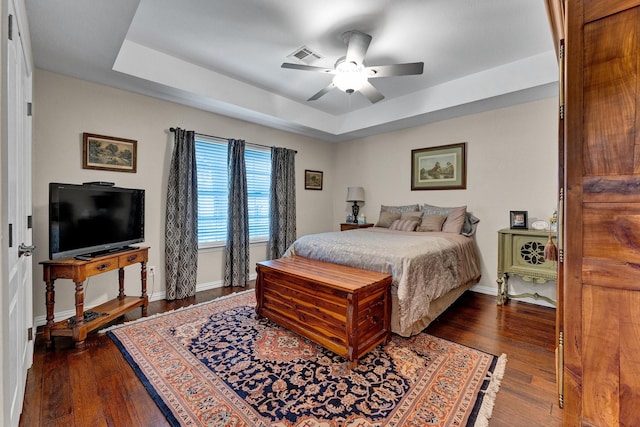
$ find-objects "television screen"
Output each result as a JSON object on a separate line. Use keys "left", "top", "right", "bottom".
{"left": 49, "top": 183, "right": 145, "bottom": 259}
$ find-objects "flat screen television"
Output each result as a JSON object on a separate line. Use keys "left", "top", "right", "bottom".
{"left": 49, "top": 183, "right": 145, "bottom": 260}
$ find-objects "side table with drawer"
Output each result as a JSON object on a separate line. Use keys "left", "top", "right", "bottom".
{"left": 41, "top": 246, "right": 149, "bottom": 349}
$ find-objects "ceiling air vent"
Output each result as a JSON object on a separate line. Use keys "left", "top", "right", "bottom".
{"left": 287, "top": 45, "right": 323, "bottom": 65}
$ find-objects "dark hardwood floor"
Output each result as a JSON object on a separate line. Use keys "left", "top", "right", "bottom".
{"left": 20, "top": 287, "right": 561, "bottom": 426}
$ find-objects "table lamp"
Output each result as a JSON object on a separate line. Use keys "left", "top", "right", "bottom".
{"left": 346, "top": 187, "right": 365, "bottom": 223}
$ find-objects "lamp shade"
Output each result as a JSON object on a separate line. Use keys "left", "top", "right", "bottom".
{"left": 346, "top": 186, "right": 365, "bottom": 202}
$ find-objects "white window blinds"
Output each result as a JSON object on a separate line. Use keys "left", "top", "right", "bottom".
{"left": 195, "top": 136, "right": 271, "bottom": 247}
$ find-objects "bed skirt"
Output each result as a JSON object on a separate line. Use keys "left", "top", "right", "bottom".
{"left": 391, "top": 279, "right": 478, "bottom": 337}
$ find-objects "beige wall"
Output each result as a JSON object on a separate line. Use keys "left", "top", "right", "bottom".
{"left": 32, "top": 70, "right": 335, "bottom": 321}
{"left": 333, "top": 98, "right": 559, "bottom": 302}
{"left": 32, "top": 69, "right": 558, "bottom": 324}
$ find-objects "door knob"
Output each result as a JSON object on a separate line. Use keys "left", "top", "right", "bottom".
{"left": 18, "top": 243, "right": 36, "bottom": 257}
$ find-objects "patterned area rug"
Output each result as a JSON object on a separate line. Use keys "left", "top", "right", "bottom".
{"left": 107, "top": 291, "right": 506, "bottom": 426}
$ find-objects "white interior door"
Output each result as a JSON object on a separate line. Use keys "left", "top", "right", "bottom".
{"left": 4, "top": 1, "right": 34, "bottom": 425}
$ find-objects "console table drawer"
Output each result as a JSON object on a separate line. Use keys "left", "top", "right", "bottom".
{"left": 85, "top": 259, "right": 119, "bottom": 275}
{"left": 119, "top": 251, "right": 148, "bottom": 266}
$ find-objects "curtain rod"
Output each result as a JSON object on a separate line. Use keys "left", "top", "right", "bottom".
{"left": 169, "top": 127, "right": 297, "bottom": 153}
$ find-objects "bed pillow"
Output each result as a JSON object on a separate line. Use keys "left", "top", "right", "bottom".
{"left": 380, "top": 204, "right": 420, "bottom": 214}
{"left": 375, "top": 211, "right": 401, "bottom": 228}
{"left": 417, "top": 214, "right": 447, "bottom": 232}
{"left": 420, "top": 204, "right": 467, "bottom": 234}
{"left": 388, "top": 218, "right": 420, "bottom": 232}
{"left": 400, "top": 211, "right": 423, "bottom": 222}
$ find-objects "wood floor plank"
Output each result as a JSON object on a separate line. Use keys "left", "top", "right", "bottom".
{"left": 20, "top": 286, "right": 562, "bottom": 427}
{"left": 108, "top": 334, "right": 170, "bottom": 427}
{"left": 20, "top": 348, "right": 44, "bottom": 427}
{"left": 40, "top": 350, "right": 74, "bottom": 424}
{"left": 67, "top": 350, "right": 109, "bottom": 427}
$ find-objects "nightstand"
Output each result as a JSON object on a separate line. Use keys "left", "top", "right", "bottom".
{"left": 496, "top": 228, "right": 557, "bottom": 306}
{"left": 340, "top": 223, "right": 374, "bottom": 231}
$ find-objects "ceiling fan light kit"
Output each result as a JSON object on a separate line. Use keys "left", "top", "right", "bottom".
{"left": 281, "top": 30, "right": 424, "bottom": 104}
{"left": 332, "top": 60, "right": 368, "bottom": 93}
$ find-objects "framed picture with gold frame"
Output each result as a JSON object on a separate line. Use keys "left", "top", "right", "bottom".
{"left": 411, "top": 142, "right": 466, "bottom": 190}
{"left": 82, "top": 133, "right": 137, "bottom": 173}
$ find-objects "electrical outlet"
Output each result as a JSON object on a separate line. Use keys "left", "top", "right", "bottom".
{"left": 148, "top": 266, "right": 156, "bottom": 276}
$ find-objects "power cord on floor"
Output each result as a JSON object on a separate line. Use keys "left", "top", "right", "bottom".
{"left": 149, "top": 269, "right": 156, "bottom": 300}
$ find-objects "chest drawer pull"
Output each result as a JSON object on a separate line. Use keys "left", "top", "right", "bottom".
{"left": 127, "top": 255, "right": 138, "bottom": 263}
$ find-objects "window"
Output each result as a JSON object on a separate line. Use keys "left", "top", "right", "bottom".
{"left": 195, "top": 136, "right": 271, "bottom": 248}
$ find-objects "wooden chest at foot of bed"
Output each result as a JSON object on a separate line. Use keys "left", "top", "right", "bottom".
{"left": 255, "top": 256, "right": 392, "bottom": 368}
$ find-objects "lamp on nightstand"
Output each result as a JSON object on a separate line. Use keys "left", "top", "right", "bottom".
{"left": 346, "top": 187, "right": 365, "bottom": 223}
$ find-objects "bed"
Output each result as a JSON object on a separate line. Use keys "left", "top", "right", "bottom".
{"left": 283, "top": 207, "right": 481, "bottom": 337}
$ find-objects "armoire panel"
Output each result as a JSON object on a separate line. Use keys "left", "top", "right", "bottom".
{"left": 582, "top": 257, "right": 640, "bottom": 290}
{"left": 584, "top": 10, "right": 637, "bottom": 177}
{"left": 620, "top": 290, "right": 640, "bottom": 426}
{"left": 582, "top": 203, "right": 640, "bottom": 264}
{"left": 585, "top": 0, "right": 640, "bottom": 23}
{"left": 564, "top": 0, "right": 640, "bottom": 424}
{"left": 582, "top": 284, "right": 620, "bottom": 426}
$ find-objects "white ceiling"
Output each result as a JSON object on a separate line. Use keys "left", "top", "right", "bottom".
{"left": 25, "top": 0, "right": 557, "bottom": 142}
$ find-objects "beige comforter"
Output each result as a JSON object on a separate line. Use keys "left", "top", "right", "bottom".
{"left": 283, "top": 227, "right": 481, "bottom": 335}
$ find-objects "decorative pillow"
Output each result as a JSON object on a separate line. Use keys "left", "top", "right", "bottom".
{"left": 417, "top": 214, "right": 447, "bottom": 232}
{"left": 380, "top": 204, "right": 420, "bottom": 214}
{"left": 461, "top": 213, "right": 480, "bottom": 237}
{"left": 375, "top": 211, "right": 401, "bottom": 228}
{"left": 420, "top": 203, "right": 467, "bottom": 234}
{"left": 400, "top": 211, "right": 423, "bottom": 222}
{"left": 388, "top": 218, "right": 420, "bottom": 232}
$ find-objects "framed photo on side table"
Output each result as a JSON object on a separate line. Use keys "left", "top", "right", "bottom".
{"left": 510, "top": 211, "right": 528, "bottom": 229}
{"left": 82, "top": 133, "right": 137, "bottom": 173}
{"left": 304, "top": 170, "right": 323, "bottom": 190}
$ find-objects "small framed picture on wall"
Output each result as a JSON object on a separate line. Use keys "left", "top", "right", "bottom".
{"left": 304, "top": 170, "right": 323, "bottom": 190}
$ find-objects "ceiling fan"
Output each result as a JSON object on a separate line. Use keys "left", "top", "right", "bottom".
{"left": 281, "top": 30, "right": 424, "bottom": 104}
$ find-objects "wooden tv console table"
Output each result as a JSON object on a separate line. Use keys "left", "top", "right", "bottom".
{"left": 41, "top": 247, "right": 149, "bottom": 349}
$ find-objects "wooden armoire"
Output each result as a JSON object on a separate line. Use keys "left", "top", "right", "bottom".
{"left": 547, "top": 0, "right": 640, "bottom": 425}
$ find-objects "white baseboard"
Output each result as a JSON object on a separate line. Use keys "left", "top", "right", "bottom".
{"left": 34, "top": 274, "right": 550, "bottom": 328}
{"left": 470, "top": 283, "right": 556, "bottom": 308}
{"left": 470, "top": 284, "right": 498, "bottom": 297}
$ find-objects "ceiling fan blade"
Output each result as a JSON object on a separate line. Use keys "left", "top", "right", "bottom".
{"left": 367, "top": 62, "right": 424, "bottom": 78}
{"left": 307, "top": 83, "right": 335, "bottom": 101}
{"left": 359, "top": 81, "right": 385, "bottom": 103}
{"left": 343, "top": 30, "right": 372, "bottom": 65}
{"left": 281, "top": 63, "right": 335, "bottom": 73}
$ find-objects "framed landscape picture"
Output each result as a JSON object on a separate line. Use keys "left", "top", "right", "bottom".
{"left": 304, "top": 170, "right": 323, "bottom": 190}
{"left": 82, "top": 133, "right": 137, "bottom": 173}
{"left": 411, "top": 142, "right": 466, "bottom": 190}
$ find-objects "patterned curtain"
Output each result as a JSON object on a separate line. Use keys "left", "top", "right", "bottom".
{"left": 165, "top": 128, "right": 198, "bottom": 300}
{"left": 224, "top": 139, "right": 249, "bottom": 287}
{"left": 268, "top": 147, "right": 297, "bottom": 259}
